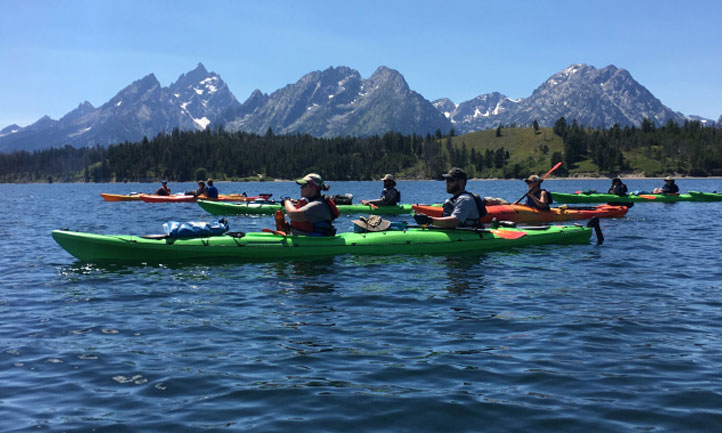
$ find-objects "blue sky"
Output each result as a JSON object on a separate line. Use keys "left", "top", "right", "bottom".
{"left": 1, "top": 0, "right": 721, "bottom": 128}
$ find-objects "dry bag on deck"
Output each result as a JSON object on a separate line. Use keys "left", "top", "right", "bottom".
{"left": 332, "top": 193, "right": 353, "bottom": 205}
{"left": 163, "top": 218, "right": 229, "bottom": 239}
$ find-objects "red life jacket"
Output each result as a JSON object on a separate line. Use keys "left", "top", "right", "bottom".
{"left": 289, "top": 195, "right": 340, "bottom": 236}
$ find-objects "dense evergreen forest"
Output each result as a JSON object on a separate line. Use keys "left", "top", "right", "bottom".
{"left": 554, "top": 117, "right": 722, "bottom": 176}
{"left": 0, "top": 119, "right": 720, "bottom": 183}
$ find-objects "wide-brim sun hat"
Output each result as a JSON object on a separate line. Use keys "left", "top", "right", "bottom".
{"left": 525, "top": 174, "right": 542, "bottom": 183}
{"left": 381, "top": 174, "right": 395, "bottom": 182}
{"left": 352, "top": 215, "right": 391, "bottom": 232}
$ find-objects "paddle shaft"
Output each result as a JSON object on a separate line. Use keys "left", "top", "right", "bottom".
{"left": 405, "top": 224, "right": 527, "bottom": 239}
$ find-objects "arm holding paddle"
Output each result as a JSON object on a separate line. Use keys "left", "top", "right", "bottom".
{"left": 360, "top": 199, "right": 379, "bottom": 209}
{"left": 414, "top": 213, "right": 463, "bottom": 228}
{"left": 282, "top": 197, "right": 309, "bottom": 222}
{"left": 525, "top": 183, "right": 551, "bottom": 209}
{"left": 513, "top": 162, "right": 562, "bottom": 205}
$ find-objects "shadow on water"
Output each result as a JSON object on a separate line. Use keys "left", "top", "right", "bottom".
{"left": 441, "top": 254, "right": 489, "bottom": 295}
{"left": 267, "top": 258, "right": 338, "bottom": 294}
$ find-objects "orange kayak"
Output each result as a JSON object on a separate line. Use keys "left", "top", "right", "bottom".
{"left": 412, "top": 203, "right": 628, "bottom": 223}
{"left": 139, "top": 193, "right": 271, "bottom": 203}
{"left": 100, "top": 193, "right": 143, "bottom": 201}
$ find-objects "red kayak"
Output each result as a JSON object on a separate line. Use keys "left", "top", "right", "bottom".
{"left": 139, "top": 193, "right": 272, "bottom": 203}
{"left": 412, "top": 203, "right": 628, "bottom": 223}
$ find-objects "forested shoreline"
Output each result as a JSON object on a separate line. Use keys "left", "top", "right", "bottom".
{"left": 0, "top": 118, "right": 720, "bottom": 183}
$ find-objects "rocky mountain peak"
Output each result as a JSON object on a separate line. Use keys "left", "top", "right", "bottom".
{"left": 242, "top": 89, "right": 269, "bottom": 110}
{"left": 368, "top": 66, "right": 410, "bottom": 93}
{"left": 106, "top": 73, "right": 161, "bottom": 108}
{"left": 0, "top": 124, "right": 20, "bottom": 138}
{"left": 170, "top": 62, "right": 213, "bottom": 91}
{"left": 432, "top": 98, "right": 458, "bottom": 118}
{"left": 59, "top": 101, "right": 95, "bottom": 124}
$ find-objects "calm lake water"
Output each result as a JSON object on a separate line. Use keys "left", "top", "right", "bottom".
{"left": 2, "top": 179, "right": 722, "bottom": 432}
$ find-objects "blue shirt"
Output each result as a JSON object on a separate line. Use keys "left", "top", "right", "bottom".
{"left": 206, "top": 185, "right": 219, "bottom": 199}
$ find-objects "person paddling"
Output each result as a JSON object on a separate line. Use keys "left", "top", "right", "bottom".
{"left": 608, "top": 177, "right": 628, "bottom": 196}
{"left": 652, "top": 176, "right": 679, "bottom": 194}
{"left": 414, "top": 167, "right": 485, "bottom": 228}
{"left": 522, "top": 175, "right": 551, "bottom": 210}
{"left": 187, "top": 180, "right": 208, "bottom": 197}
{"left": 281, "top": 173, "right": 340, "bottom": 236}
{"left": 361, "top": 174, "right": 401, "bottom": 206}
{"left": 155, "top": 180, "right": 171, "bottom": 196}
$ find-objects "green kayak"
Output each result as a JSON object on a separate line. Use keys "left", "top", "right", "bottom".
{"left": 197, "top": 199, "right": 426, "bottom": 216}
{"left": 688, "top": 191, "right": 722, "bottom": 202}
{"left": 52, "top": 224, "right": 593, "bottom": 263}
{"left": 551, "top": 192, "right": 695, "bottom": 203}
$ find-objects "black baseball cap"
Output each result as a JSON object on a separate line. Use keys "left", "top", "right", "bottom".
{"left": 442, "top": 167, "right": 467, "bottom": 181}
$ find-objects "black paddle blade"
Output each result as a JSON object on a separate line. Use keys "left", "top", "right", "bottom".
{"left": 586, "top": 217, "right": 604, "bottom": 245}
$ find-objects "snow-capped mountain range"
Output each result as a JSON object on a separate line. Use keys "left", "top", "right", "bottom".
{"left": 436, "top": 64, "right": 697, "bottom": 133}
{"left": 216, "top": 65, "right": 449, "bottom": 137}
{"left": 0, "top": 63, "right": 715, "bottom": 153}
{"left": 0, "top": 63, "right": 238, "bottom": 152}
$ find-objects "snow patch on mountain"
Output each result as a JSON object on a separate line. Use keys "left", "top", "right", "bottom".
{"left": 193, "top": 117, "right": 210, "bottom": 129}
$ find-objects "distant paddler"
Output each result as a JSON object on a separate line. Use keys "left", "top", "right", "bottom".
{"left": 361, "top": 174, "right": 401, "bottom": 207}
{"left": 652, "top": 176, "right": 679, "bottom": 194}
{"left": 608, "top": 177, "right": 628, "bottom": 196}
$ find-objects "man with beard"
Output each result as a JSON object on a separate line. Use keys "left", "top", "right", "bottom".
{"left": 415, "top": 167, "right": 486, "bottom": 228}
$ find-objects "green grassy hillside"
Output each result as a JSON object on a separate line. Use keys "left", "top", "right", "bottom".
{"left": 443, "top": 127, "right": 564, "bottom": 178}
{"left": 444, "top": 126, "right": 698, "bottom": 178}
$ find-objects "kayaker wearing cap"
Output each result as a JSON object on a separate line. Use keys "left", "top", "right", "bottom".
{"left": 282, "top": 173, "right": 340, "bottom": 236}
{"left": 524, "top": 174, "right": 551, "bottom": 210}
{"left": 608, "top": 177, "right": 628, "bottom": 196}
{"left": 155, "top": 180, "right": 171, "bottom": 196}
{"left": 206, "top": 179, "right": 219, "bottom": 199}
{"left": 415, "top": 167, "right": 485, "bottom": 228}
{"left": 652, "top": 176, "right": 679, "bottom": 194}
{"left": 361, "top": 174, "right": 401, "bottom": 206}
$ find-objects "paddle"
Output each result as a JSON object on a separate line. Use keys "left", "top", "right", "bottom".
{"left": 513, "top": 162, "right": 563, "bottom": 205}
{"left": 586, "top": 217, "right": 604, "bottom": 245}
{"left": 262, "top": 228, "right": 287, "bottom": 236}
{"left": 407, "top": 223, "right": 527, "bottom": 239}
